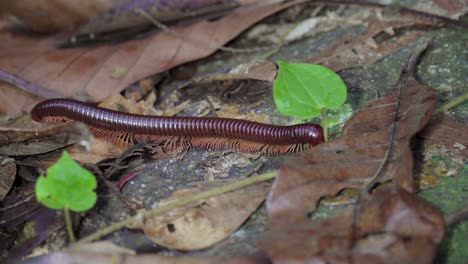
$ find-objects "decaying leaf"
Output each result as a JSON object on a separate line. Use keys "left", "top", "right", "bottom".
{"left": 0, "top": 120, "right": 81, "bottom": 157}
{"left": 259, "top": 187, "right": 445, "bottom": 264}
{"left": 75, "top": 0, "right": 240, "bottom": 35}
{"left": 266, "top": 39, "right": 437, "bottom": 225}
{"left": 139, "top": 182, "right": 270, "bottom": 250}
{"left": 0, "top": 2, "right": 295, "bottom": 115}
{"left": 0, "top": 157, "right": 16, "bottom": 201}
{"left": 434, "top": 0, "right": 466, "bottom": 13}
{"left": 419, "top": 113, "right": 468, "bottom": 156}
{"left": 190, "top": 60, "right": 278, "bottom": 85}
{"left": 307, "top": 17, "right": 435, "bottom": 71}
{"left": 0, "top": 183, "right": 40, "bottom": 231}
{"left": 24, "top": 241, "right": 268, "bottom": 264}
{"left": 0, "top": 0, "right": 119, "bottom": 32}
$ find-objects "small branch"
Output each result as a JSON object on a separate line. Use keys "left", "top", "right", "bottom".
{"left": 64, "top": 208, "right": 76, "bottom": 243}
{"left": 77, "top": 170, "right": 277, "bottom": 244}
{"left": 435, "top": 92, "right": 468, "bottom": 114}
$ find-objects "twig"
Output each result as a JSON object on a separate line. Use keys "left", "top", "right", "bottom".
{"left": 435, "top": 92, "right": 468, "bottom": 114}
{"left": 76, "top": 170, "right": 277, "bottom": 244}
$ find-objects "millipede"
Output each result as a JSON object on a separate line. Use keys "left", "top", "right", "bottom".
{"left": 31, "top": 99, "right": 324, "bottom": 155}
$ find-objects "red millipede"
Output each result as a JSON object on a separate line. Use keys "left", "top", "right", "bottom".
{"left": 31, "top": 99, "right": 324, "bottom": 154}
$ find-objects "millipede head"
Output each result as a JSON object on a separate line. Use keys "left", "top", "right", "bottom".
{"left": 294, "top": 124, "right": 324, "bottom": 146}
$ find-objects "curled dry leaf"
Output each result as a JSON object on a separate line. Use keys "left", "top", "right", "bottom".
{"left": 140, "top": 182, "right": 270, "bottom": 250}
{"left": 266, "top": 39, "right": 438, "bottom": 225}
{"left": 190, "top": 60, "right": 278, "bottom": 84}
{"left": 259, "top": 187, "right": 445, "bottom": 264}
{"left": 0, "top": 2, "right": 293, "bottom": 115}
{"left": 0, "top": 158, "right": 16, "bottom": 201}
{"left": 0, "top": 122, "right": 81, "bottom": 157}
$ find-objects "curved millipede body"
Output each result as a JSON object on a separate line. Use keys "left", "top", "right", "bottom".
{"left": 31, "top": 99, "right": 324, "bottom": 154}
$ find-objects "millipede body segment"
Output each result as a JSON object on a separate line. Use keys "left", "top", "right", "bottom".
{"left": 31, "top": 99, "right": 324, "bottom": 154}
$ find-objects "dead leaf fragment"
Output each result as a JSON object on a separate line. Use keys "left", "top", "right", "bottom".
{"left": 419, "top": 113, "right": 468, "bottom": 156}
{"left": 0, "top": 0, "right": 120, "bottom": 32}
{"left": 141, "top": 182, "right": 270, "bottom": 250}
{"left": 307, "top": 16, "right": 435, "bottom": 71}
{"left": 191, "top": 60, "right": 277, "bottom": 84}
{"left": 75, "top": 0, "right": 239, "bottom": 35}
{"left": 0, "top": 158, "right": 16, "bottom": 201}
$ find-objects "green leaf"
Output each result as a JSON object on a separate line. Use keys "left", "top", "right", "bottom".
{"left": 273, "top": 61, "right": 347, "bottom": 119}
{"left": 35, "top": 151, "right": 97, "bottom": 212}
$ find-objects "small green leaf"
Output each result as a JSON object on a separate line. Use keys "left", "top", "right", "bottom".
{"left": 35, "top": 151, "right": 97, "bottom": 212}
{"left": 273, "top": 61, "right": 347, "bottom": 119}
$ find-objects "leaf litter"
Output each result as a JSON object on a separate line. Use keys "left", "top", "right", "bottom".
{"left": 259, "top": 38, "right": 447, "bottom": 263}
{"left": 0, "top": 1, "right": 467, "bottom": 263}
{"left": 0, "top": 1, "right": 295, "bottom": 114}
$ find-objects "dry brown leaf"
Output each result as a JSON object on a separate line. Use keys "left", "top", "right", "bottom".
{"left": 266, "top": 39, "right": 437, "bottom": 225}
{"left": 419, "top": 113, "right": 468, "bottom": 156}
{"left": 0, "top": 0, "right": 120, "bottom": 32}
{"left": 25, "top": 241, "right": 268, "bottom": 264}
{"left": 140, "top": 182, "right": 270, "bottom": 250}
{"left": 0, "top": 2, "right": 294, "bottom": 115}
{"left": 434, "top": 0, "right": 466, "bottom": 13}
{"left": 307, "top": 17, "right": 434, "bottom": 71}
{"left": 259, "top": 187, "right": 445, "bottom": 264}
{"left": 0, "top": 183, "right": 39, "bottom": 231}
{"left": 75, "top": 0, "right": 240, "bottom": 35}
{"left": 0, "top": 124, "right": 80, "bottom": 157}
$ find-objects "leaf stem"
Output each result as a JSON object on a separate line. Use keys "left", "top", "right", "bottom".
{"left": 320, "top": 109, "right": 328, "bottom": 141}
{"left": 64, "top": 208, "right": 76, "bottom": 243}
{"left": 77, "top": 170, "right": 278, "bottom": 244}
{"left": 435, "top": 92, "right": 468, "bottom": 114}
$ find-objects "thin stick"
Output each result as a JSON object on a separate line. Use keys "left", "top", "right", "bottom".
{"left": 77, "top": 170, "right": 277, "bottom": 244}
{"left": 435, "top": 92, "right": 468, "bottom": 114}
